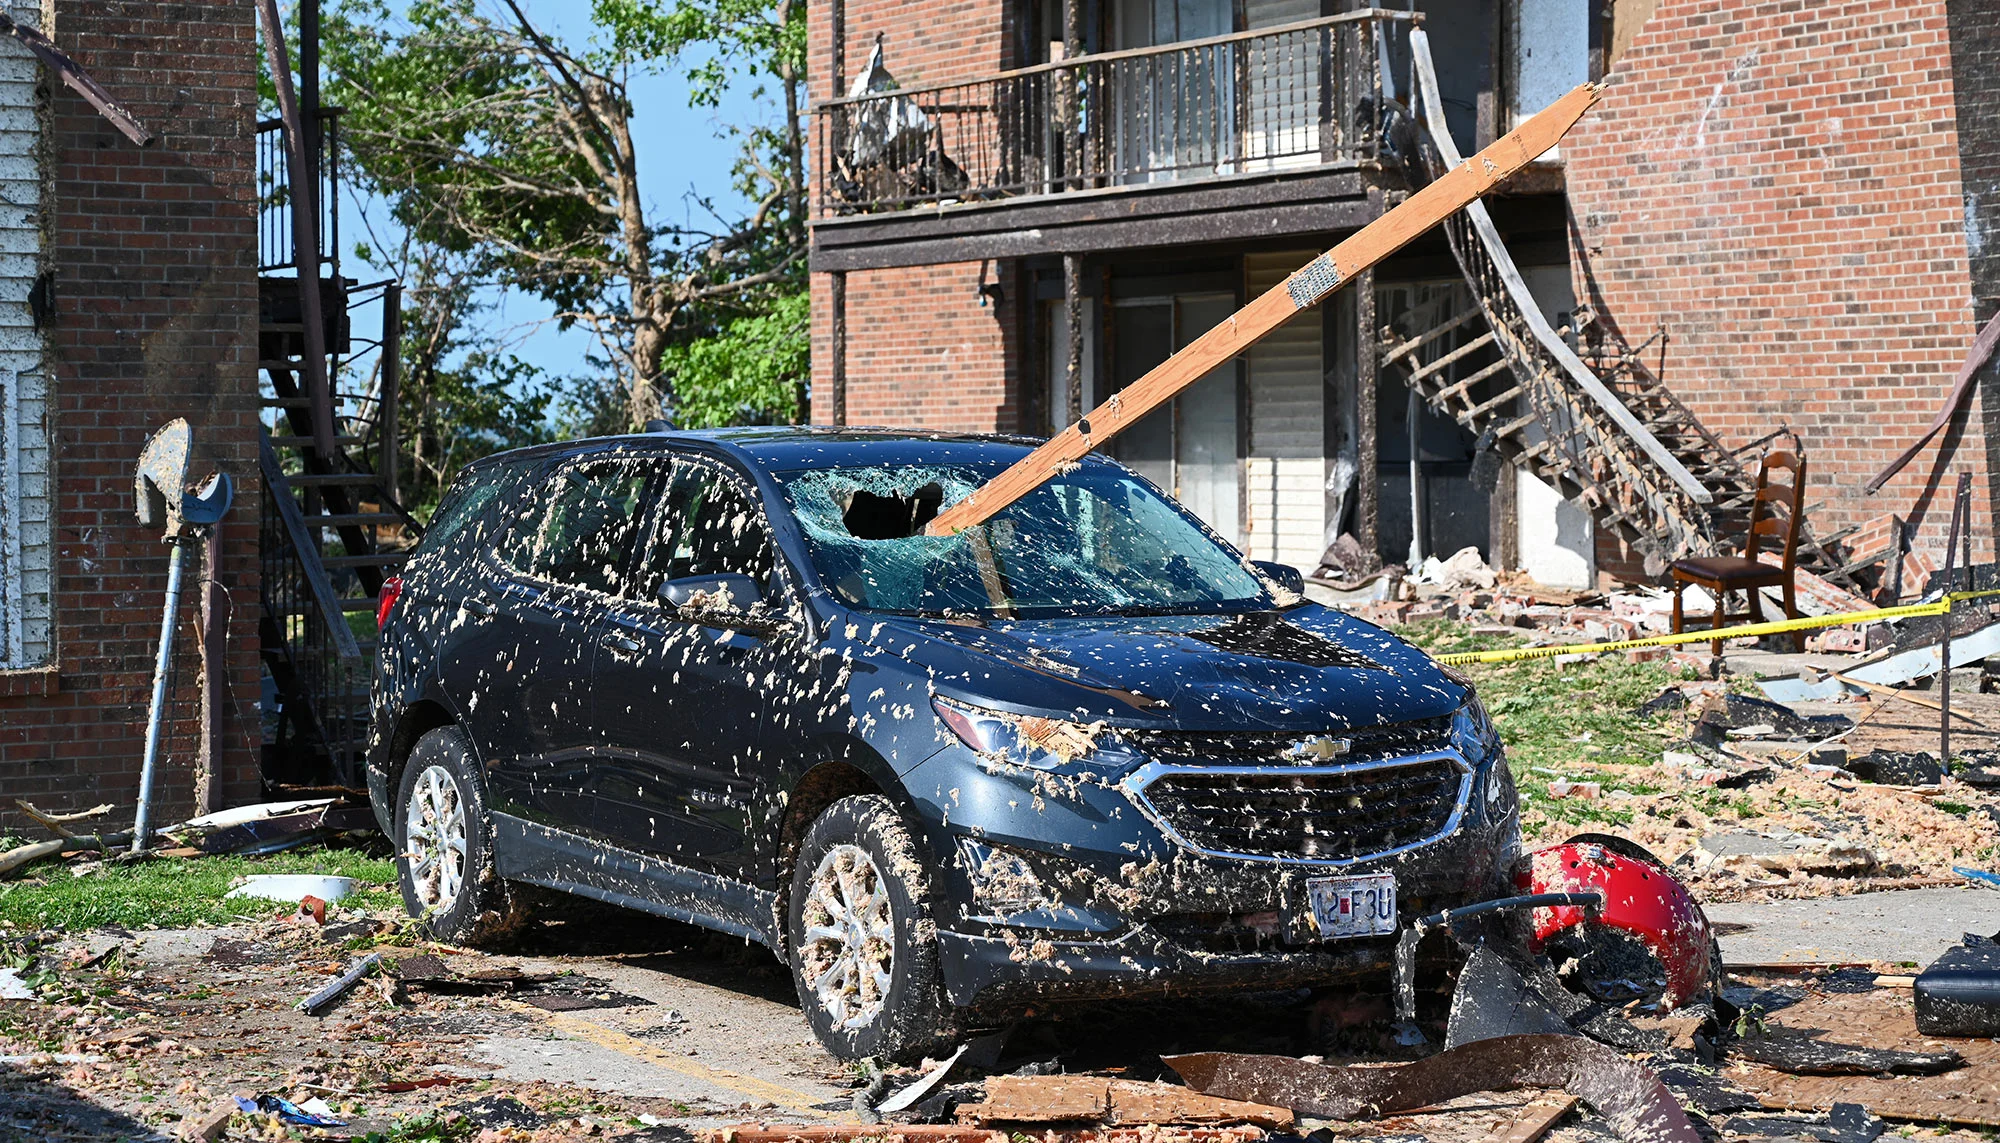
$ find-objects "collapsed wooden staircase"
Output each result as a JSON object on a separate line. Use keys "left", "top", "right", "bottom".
{"left": 1377, "top": 227, "right": 1858, "bottom": 587}
{"left": 256, "top": 107, "right": 413, "bottom": 790}
{"left": 1378, "top": 51, "right": 1858, "bottom": 587}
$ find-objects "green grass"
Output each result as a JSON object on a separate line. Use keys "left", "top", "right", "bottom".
{"left": 1396, "top": 618, "right": 1692, "bottom": 834}
{"left": 0, "top": 845, "right": 400, "bottom": 931}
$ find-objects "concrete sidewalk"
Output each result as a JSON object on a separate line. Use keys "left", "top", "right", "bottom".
{"left": 1707, "top": 885, "right": 2000, "bottom": 967}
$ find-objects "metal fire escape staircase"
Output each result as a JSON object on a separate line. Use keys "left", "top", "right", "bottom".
{"left": 1380, "top": 34, "right": 1857, "bottom": 586}
{"left": 257, "top": 106, "right": 415, "bottom": 789}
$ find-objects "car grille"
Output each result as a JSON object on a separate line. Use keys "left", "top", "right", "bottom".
{"left": 1121, "top": 717, "right": 1452, "bottom": 765}
{"left": 1130, "top": 753, "right": 1467, "bottom": 863}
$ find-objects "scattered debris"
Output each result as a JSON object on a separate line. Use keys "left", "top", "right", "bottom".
{"left": 225, "top": 873, "right": 357, "bottom": 903}
{"left": 959, "top": 1076, "right": 1293, "bottom": 1130}
{"left": 0, "top": 830, "right": 134, "bottom": 879}
{"left": 234, "top": 1093, "right": 344, "bottom": 1128}
{"left": 298, "top": 951, "right": 381, "bottom": 1016}
{"left": 1842, "top": 750, "right": 1945, "bottom": 786}
{"left": 1721, "top": 1103, "right": 1885, "bottom": 1143}
{"left": 1166, "top": 1035, "right": 1703, "bottom": 1143}
{"left": 1686, "top": 831, "right": 1877, "bottom": 879}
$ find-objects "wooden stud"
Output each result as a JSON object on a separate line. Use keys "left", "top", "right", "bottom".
{"left": 829, "top": 270, "right": 848, "bottom": 426}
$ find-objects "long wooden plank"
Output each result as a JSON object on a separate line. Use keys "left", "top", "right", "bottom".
{"left": 925, "top": 80, "right": 1603, "bottom": 537}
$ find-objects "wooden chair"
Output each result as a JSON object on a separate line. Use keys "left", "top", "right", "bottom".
{"left": 1670, "top": 449, "right": 1807, "bottom": 655}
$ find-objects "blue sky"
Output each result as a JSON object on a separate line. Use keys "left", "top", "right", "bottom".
{"left": 338, "top": 1, "right": 771, "bottom": 388}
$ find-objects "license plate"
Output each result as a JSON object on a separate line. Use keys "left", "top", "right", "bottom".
{"left": 1306, "top": 873, "right": 1397, "bottom": 939}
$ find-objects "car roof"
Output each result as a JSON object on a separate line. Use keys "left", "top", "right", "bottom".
{"left": 467, "top": 426, "right": 1060, "bottom": 478}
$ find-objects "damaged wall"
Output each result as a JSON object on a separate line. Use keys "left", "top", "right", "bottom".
{"left": 0, "top": 1, "right": 261, "bottom": 820}
{"left": 1564, "top": 0, "right": 1992, "bottom": 566}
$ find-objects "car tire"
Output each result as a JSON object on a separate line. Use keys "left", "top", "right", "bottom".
{"left": 787, "top": 795, "right": 956, "bottom": 1063}
{"left": 395, "top": 726, "right": 530, "bottom": 946}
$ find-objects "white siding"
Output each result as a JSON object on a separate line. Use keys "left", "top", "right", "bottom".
{"left": 1244, "top": 251, "right": 1325, "bottom": 572}
{"left": 0, "top": 0, "right": 48, "bottom": 669}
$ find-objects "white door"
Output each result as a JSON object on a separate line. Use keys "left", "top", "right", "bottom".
{"left": 1108, "top": 293, "right": 1240, "bottom": 544}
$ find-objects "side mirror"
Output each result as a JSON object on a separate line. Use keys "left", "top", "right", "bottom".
{"left": 1251, "top": 560, "right": 1306, "bottom": 596}
{"left": 660, "top": 574, "right": 776, "bottom": 628}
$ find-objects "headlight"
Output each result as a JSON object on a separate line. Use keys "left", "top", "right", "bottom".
{"left": 932, "top": 695, "right": 1134, "bottom": 770}
{"left": 1450, "top": 694, "right": 1497, "bottom": 761}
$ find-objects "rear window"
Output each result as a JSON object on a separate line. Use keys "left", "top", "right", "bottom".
{"left": 416, "top": 463, "right": 528, "bottom": 555}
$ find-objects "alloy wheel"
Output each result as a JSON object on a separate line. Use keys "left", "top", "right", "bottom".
{"left": 404, "top": 764, "right": 468, "bottom": 912}
{"left": 799, "top": 843, "right": 897, "bottom": 1031}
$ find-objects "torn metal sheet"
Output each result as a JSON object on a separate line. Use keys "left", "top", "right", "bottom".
{"left": 1759, "top": 621, "right": 2000, "bottom": 702}
{"left": 1721, "top": 1103, "right": 1883, "bottom": 1143}
{"left": 1165, "top": 1034, "right": 1703, "bottom": 1143}
{"left": 1445, "top": 947, "right": 1575, "bottom": 1048}
{"left": 0, "top": 12, "right": 152, "bottom": 146}
{"left": 1731, "top": 1030, "right": 1962, "bottom": 1077}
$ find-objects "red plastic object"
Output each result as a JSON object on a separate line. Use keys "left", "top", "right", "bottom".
{"left": 1517, "top": 839, "right": 1714, "bottom": 1009}
{"left": 376, "top": 574, "right": 403, "bottom": 629}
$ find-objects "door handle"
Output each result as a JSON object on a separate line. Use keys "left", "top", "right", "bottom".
{"left": 600, "top": 632, "right": 642, "bottom": 656}
{"left": 463, "top": 597, "right": 496, "bottom": 617}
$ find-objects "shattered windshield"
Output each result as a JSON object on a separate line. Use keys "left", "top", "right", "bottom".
{"left": 769, "top": 460, "right": 1271, "bottom": 618}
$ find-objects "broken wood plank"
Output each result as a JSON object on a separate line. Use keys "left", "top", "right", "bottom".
{"left": 712, "top": 1127, "right": 1008, "bottom": 1143}
{"left": 924, "top": 79, "right": 1603, "bottom": 536}
{"left": 960, "top": 1077, "right": 1293, "bottom": 1130}
{"left": 1107, "top": 1081, "right": 1294, "bottom": 1130}
{"left": 1479, "top": 1095, "right": 1580, "bottom": 1143}
{"left": 961, "top": 1076, "right": 1109, "bottom": 1123}
{"left": 0, "top": 830, "right": 134, "bottom": 878}
{"left": 1828, "top": 671, "right": 1990, "bottom": 726}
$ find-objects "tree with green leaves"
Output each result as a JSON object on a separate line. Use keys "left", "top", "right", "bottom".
{"left": 324, "top": 0, "right": 806, "bottom": 431}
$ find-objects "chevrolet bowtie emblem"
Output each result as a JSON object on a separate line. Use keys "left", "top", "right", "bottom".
{"left": 1285, "top": 735, "right": 1351, "bottom": 761}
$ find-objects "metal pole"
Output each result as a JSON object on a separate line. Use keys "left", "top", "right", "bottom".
{"left": 133, "top": 538, "right": 189, "bottom": 855}
{"left": 380, "top": 281, "right": 402, "bottom": 502}
{"left": 1942, "top": 471, "right": 1970, "bottom": 767}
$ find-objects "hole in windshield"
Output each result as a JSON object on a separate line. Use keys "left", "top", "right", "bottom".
{"left": 841, "top": 483, "right": 944, "bottom": 539}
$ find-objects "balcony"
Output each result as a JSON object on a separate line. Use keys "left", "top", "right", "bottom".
{"left": 810, "top": 9, "right": 1418, "bottom": 269}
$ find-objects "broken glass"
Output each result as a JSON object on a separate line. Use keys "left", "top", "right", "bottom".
{"left": 769, "top": 459, "right": 1270, "bottom": 619}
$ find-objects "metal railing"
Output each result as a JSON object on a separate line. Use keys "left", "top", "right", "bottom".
{"left": 814, "top": 9, "right": 1417, "bottom": 215}
{"left": 258, "top": 107, "right": 342, "bottom": 276}
{"left": 258, "top": 432, "right": 369, "bottom": 785}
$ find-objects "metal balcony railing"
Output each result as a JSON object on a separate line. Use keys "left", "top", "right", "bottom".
{"left": 257, "top": 107, "right": 342, "bottom": 277}
{"left": 814, "top": 9, "right": 1418, "bottom": 216}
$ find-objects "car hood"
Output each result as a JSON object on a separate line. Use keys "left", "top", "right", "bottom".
{"left": 854, "top": 604, "right": 1468, "bottom": 731}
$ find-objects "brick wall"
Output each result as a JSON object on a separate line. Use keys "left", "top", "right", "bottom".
{"left": 809, "top": 0, "right": 1014, "bottom": 108}
{"left": 811, "top": 261, "right": 1020, "bottom": 430}
{"left": 1566, "top": 0, "right": 1989, "bottom": 570}
{"left": 0, "top": 1, "right": 260, "bottom": 823}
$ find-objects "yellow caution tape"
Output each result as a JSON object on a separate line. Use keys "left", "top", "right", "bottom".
{"left": 1433, "top": 588, "right": 2000, "bottom": 667}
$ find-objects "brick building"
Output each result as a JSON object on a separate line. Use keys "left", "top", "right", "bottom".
{"left": 809, "top": 0, "right": 2000, "bottom": 589}
{"left": 0, "top": 2, "right": 264, "bottom": 824}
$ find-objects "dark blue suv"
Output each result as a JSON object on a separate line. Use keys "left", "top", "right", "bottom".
{"left": 367, "top": 428, "right": 1519, "bottom": 1061}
